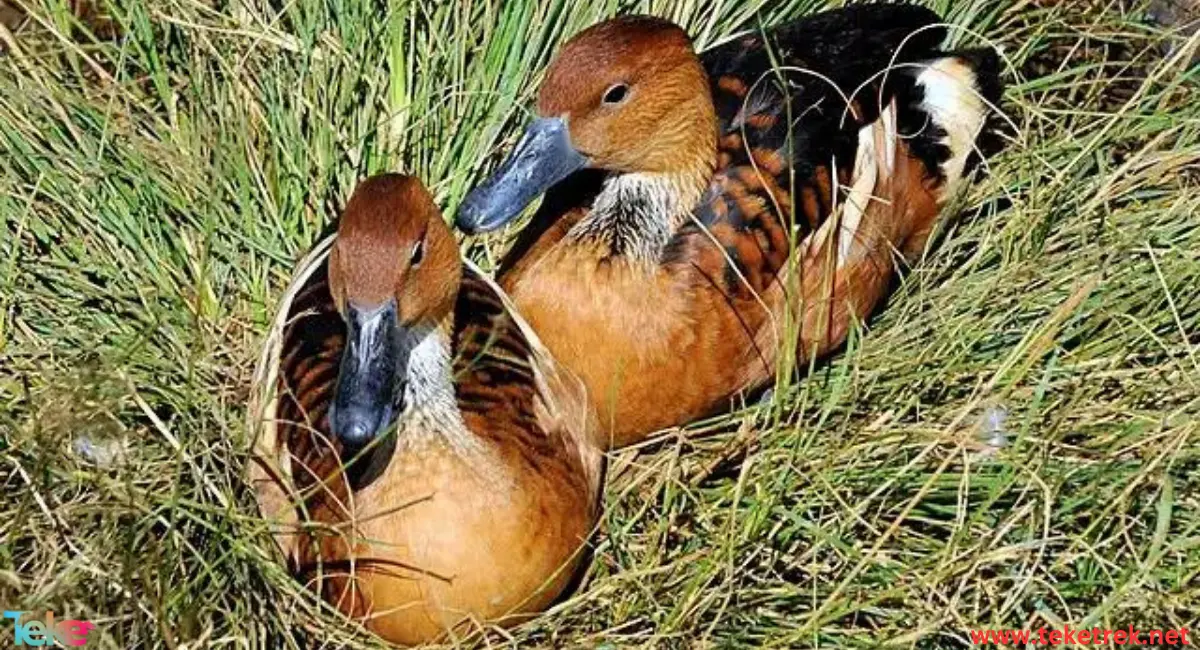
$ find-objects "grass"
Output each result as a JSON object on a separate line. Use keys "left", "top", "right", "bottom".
{"left": 1, "top": 0, "right": 1197, "bottom": 647}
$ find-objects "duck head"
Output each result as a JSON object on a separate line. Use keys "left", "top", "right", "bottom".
{"left": 327, "top": 174, "right": 461, "bottom": 453}
{"left": 457, "top": 15, "right": 717, "bottom": 234}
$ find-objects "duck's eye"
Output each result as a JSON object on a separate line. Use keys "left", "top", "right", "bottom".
{"left": 602, "top": 83, "right": 630, "bottom": 106}
{"left": 410, "top": 239, "right": 425, "bottom": 266}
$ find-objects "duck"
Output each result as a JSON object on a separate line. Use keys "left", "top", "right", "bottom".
{"left": 456, "top": 5, "right": 1004, "bottom": 449}
{"left": 251, "top": 174, "right": 603, "bottom": 646}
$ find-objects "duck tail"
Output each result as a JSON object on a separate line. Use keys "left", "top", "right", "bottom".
{"left": 950, "top": 48, "right": 1007, "bottom": 174}
{"left": 892, "top": 46, "right": 1006, "bottom": 199}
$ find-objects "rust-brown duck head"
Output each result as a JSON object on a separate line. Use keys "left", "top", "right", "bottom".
{"left": 327, "top": 174, "right": 460, "bottom": 452}
{"left": 457, "top": 15, "right": 716, "bottom": 233}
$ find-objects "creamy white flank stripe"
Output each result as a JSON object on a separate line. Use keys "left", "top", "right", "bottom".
{"left": 916, "top": 57, "right": 987, "bottom": 198}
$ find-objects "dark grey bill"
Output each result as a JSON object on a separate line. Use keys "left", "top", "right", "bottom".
{"left": 456, "top": 116, "right": 588, "bottom": 234}
{"left": 330, "top": 299, "right": 403, "bottom": 454}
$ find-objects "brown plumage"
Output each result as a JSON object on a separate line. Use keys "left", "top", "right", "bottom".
{"left": 457, "top": 7, "right": 1005, "bottom": 448}
{"left": 252, "top": 174, "right": 603, "bottom": 646}
{"left": 0, "top": 1, "right": 118, "bottom": 39}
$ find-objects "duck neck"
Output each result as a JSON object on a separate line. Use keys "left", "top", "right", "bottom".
{"left": 379, "top": 309, "right": 513, "bottom": 494}
{"left": 395, "top": 316, "right": 473, "bottom": 451}
{"left": 398, "top": 321, "right": 453, "bottom": 413}
{"left": 569, "top": 101, "right": 717, "bottom": 263}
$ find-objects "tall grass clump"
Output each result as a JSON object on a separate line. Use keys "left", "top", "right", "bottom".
{"left": 1, "top": 0, "right": 1196, "bottom": 647}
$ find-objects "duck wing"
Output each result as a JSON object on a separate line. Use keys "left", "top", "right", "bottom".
{"left": 451, "top": 266, "right": 543, "bottom": 442}
{"left": 272, "top": 258, "right": 353, "bottom": 501}
{"left": 705, "top": 4, "right": 947, "bottom": 138}
{"left": 452, "top": 262, "right": 602, "bottom": 498}
{"left": 670, "top": 5, "right": 1000, "bottom": 299}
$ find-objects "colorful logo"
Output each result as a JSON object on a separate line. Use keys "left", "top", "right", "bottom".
{"left": 3, "top": 611, "right": 95, "bottom": 647}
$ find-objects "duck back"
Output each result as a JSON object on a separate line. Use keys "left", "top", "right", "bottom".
{"left": 667, "top": 6, "right": 1003, "bottom": 298}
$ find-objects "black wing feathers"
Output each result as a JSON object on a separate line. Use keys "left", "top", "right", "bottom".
{"left": 666, "top": 5, "right": 946, "bottom": 297}
{"left": 451, "top": 269, "right": 545, "bottom": 448}
{"left": 276, "top": 259, "right": 347, "bottom": 496}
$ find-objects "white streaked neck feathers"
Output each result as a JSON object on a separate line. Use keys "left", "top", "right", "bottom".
{"left": 393, "top": 323, "right": 487, "bottom": 460}
{"left": 566, "top": 170, "right": 703, "bottom": 262}
{"left": 567, "top": 173, "right": 677, "bottom": 260}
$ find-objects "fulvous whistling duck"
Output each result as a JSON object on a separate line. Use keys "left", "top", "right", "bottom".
{"left": 251, "top": 174, "right": 603, "bottom": 645}
{"left": 457, "top": 5, "right": 1005, "bottom": 448}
